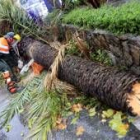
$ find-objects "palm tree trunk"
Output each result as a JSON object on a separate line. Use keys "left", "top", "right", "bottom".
{"left": 21, "top": 37, "right": 140, "bottom": 116}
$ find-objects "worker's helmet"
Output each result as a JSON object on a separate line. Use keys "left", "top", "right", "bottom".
{"left": 14, "top": 34, "right": 21, "bottom": 41}
{"left": 4, "top": 32, "right": 21, "bottom": 41}
{"left": 4, "top": 32, "right": 15, "bottom": 39}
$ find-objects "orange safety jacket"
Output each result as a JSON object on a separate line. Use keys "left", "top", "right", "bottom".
{"left": 0, "top": 37, "right": 10, "bottom": 54}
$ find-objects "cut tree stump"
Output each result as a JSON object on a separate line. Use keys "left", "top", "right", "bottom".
{"left": 20, "top": 37, "right": 140, "bottom": 116}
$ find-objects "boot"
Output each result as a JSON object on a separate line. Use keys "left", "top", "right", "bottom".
{"left": 7, "top": 85, "right": 17, "bottom": 93}
{"left": 2, "top": 71, "right": 17, "bottom": 94}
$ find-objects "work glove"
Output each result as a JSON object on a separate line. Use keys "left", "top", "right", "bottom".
{"left": 18, "top": 59, "right": 23, "bottom": 69}
{"left": 20, "top": 59, "right": 34, "bottom": 75}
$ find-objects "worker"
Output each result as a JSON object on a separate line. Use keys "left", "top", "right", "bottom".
{"left": 0, "top": 32, "right": 22, "bottom": 93}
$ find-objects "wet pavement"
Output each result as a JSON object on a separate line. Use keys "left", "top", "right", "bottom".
{"left": 1, "top": 88, "right": 140, "bottom": 140}
{"left": 49, "top": 111, "right": 140, "bottom": 140}
{"left": 0, "top": 88, "right": 28, "bottom": 140}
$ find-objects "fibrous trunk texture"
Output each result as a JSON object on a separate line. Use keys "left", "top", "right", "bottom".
{"left": 21, "top": 37, "right": 140, "bottom": 116}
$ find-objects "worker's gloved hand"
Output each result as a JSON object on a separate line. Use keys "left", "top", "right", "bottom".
{"left": 20, "top": 59, "right": 34, "bottom": 75}
{"left": 18, "top": 59, "right": 23, "bottom": 69}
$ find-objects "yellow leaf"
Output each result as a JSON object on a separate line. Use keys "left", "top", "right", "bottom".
{"left": 113, "top": 112, "right": 123, "bottom": 120}
{"left": 76, "top": 126, "right": 85, "bottom": 136}
{"left": 117, "top": 124, "right": 129, "bottom": 137}
{"left": 101, "top": 114, "right": 106, "bottom": 119}
{"left": 109, "top": 112, "right": 129, "bottom": 138}
{"left": 5, "top": 125, "right": 12, "bottom": 132}
{"left": 102, "top": 109, "right": 114, "bottom": 118}
{"left": 72, "top": 103, "right": 82, "bottom": 113}
{"left": 89, "top": 108, "right": 96, "bottom": 117}
{"left": 57, "top": 123, "right": 67, "bottom": 130}
{"left": 56, "top": 117, "right": 62, "bottom": 124}
{"left": 120, "top": 123, "right": 129, "bottom": 130}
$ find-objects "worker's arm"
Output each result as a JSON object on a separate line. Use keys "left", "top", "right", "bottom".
{"left": 10, "top": 44, "right": 23, "bottom": 69}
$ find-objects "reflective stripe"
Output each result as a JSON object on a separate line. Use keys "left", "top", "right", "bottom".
{"left": 0, "top": 48, "right": 9, "bottom": 54}
{"left": 0, "top": 39, "right": 9, "bottom": 54}
{"left": 0, "top": 47, "right": 9, "bottom": 51}
{"left": 0, "top": 51, "right": 9, "bottom": 54}
{"left": 0, "top": 44, "right": 9, "bottom": 49}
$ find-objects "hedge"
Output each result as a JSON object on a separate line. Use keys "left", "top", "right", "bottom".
{"left": 62, "top": 0, "right": 140, "bottom": 34}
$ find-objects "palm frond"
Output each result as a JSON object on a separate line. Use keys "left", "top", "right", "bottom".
{"left": 0, "top": 72, "right": 46, "bottom": 127}
{"left": 25, "top": 90, "right": 64, "bottom": 140}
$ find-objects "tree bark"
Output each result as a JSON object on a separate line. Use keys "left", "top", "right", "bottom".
{"left": 20, "top": 37, "right": 140, "bottom": 116}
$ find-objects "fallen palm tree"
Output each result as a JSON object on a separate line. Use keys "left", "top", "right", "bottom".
{"left": 21, "top": 37, "right": 140, "bottom": 116}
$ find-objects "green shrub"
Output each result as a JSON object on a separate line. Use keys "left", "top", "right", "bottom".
{"left": 90, "top": 49, "right": 112, "bottom": 65}
{"left": 62, "top": 0, "right": 140, "bottom": 35}
{"left": 66, "top": 39, "right": 80, "bottom": 56}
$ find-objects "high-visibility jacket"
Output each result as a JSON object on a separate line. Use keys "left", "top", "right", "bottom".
{"left": 0, "top": 37, "right": 10, "bottom": 54}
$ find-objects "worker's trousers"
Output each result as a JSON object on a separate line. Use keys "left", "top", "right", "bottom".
{"left": 0, "top": 59, "right": 11, "bottom": 73}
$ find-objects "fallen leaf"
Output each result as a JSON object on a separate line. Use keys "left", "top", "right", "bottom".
{"left": 56, "top": 117, "right": 62, "bottom": 124}
{"left": 57, "top": 123, "right": 67, "bottom": 130}
{"left": 101, "top": 114, "right": 106, "bottom": 119}
{"left": 89, "top": 108, "right": 96, "bottom": 117}
{"left": 120, "top": 123, "right": 129, "bottom": 130}
{"left": 72, "top": 103, "right": 82, "bottom": 113}
{"left": 76, "top": 126, "right": 85, "bottom": 136}
{"left": 102, "top": 109, "right": 115, "bottom": 118}
{"left": 109, "top": 112, "right": 129, "bottom": 138}
{"left": 113, "top": 112, "right": 123, "bottom": 120}
{"left": 5, "top": 125, "right": 12, "bottom": 132}
{"left": 71, "top": 116, "right": 79, "bottom": 124}
{"left": 117, "top": 124, "right": 129, "bottom": 138}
